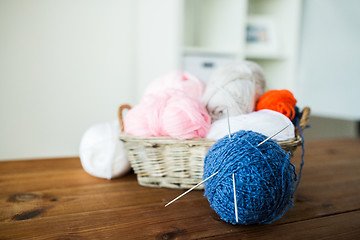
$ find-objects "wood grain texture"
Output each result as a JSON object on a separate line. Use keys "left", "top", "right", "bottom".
{"left": 0, "top": 139, "right": 360, "bottom": 239}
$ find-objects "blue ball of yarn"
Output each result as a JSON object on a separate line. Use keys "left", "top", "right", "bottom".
{"left": 203, "top": 130, "right": 296, "bottom": 225}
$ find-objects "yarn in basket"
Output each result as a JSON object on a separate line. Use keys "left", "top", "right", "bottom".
{"left": 123, "top": 94, "right": 166, "bottom": 137}
{"left": 203, "top": 130, "right": 297, "bottom": 225}
{"left": 143, "top": 71, "right": 205, "bottom": 100}
{"left": 206, "top": 109, "right": 295, "bottom": 141}
{"left": 256, "top": 89, "right": 297, "bottom": 120}
{"left": 202, "top": 61, "right": 266, "bottom": 122}
{"left": 124, "top": 91, "right": 211, "bottom": 140}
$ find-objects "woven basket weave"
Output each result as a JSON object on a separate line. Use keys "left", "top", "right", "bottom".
{"left": 118, "top": 104, "right": 310, "bottom": 189}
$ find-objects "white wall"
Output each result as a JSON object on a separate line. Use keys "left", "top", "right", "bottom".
{"left": 0, "top": 0, "right": 137, "bottom": 160}
{"left": 297, "top": 0, "right": 360, "bottom": 120}
{"left": 135, "top": 0, "right": 183, "bottom": 98}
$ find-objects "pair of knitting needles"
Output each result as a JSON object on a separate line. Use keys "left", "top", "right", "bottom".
{"left": 165, "top": 109, "right": 290, "bottom": 222}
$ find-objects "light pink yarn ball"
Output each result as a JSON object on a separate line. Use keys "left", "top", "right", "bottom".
{"left": 123, "top": 103, "right": 152, "bottom": 137}
{"left": 162, "top": 92, "right": 211, "bottom": 140}
{"left": 124, "top": 91, "right": 211, "bottom": 140}
{"left": 124, "top": 94, "right": 167, "bottom": 137}
{"left": 143, "top": 71, "right": 205, "bottom": 100}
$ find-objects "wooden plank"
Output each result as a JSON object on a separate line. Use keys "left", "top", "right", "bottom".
{"left": 0, "top": 155, "right": 359, "bottom": 225}
{"left": 0, "top": 179, "right": 205, "bottom": 222}
{"left": 1, "top": 143, "right": 358, "bottom": 223}
{"left": 0, "top": 199, "right": 211, "bottom": 239}
{"left": 299, "top": 139, "right": 360, "bottom": 159}
{"left": 0, "top": 157, "right": 82, "bottom": 175}
{"left": 200, "top": 210, "right": 360, "bottom": 240}
{"left": 0, "top": 163, "right": 359, "bottom": 224}
{"left": 0, "top": 199, "right": 359, "bottom": 240}
{"left": 0, "top": 169, "right": 133, "bottom": 194}
{"left": 0, "top": 139, "right": 359, "bottom": 239}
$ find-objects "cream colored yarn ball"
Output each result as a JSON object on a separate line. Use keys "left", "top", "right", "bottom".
{"left": 202, "top": 61, "right": 266, "bottom": 122}
{"left": 79, "top": 120, "right": 130, "bottom": 179}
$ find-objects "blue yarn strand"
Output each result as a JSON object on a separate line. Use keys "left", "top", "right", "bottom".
{"left": 294, "top": 120, "right": 305, "bottom": 193}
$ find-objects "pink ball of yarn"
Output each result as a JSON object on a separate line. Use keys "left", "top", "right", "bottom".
{"left": 162, "top": 93, "right": 211, "bottom": 140}
{"left": 124, "top": 103, "right": 152, "bottom": 137}
{"left": 143, "top": 71, "right": 205, "bottom": 100}
{"left": 124, "top": 91, "right": 211, "bottom": 140}
{"left": 124, "top": 94, "right": 166, "bottom": 137}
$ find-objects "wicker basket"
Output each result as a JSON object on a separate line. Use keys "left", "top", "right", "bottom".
{"left": 118, "top": 104, "right": 310, "bottom": 189}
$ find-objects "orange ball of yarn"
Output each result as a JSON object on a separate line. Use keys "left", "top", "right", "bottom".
{"left": 256, "top": 89, "right": 297, "bottom": 120}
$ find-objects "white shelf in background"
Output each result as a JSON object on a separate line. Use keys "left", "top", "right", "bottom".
{"left": 136, "top": 0, "right": 302, "bottom": 93}
{"left": 245, "top": 52, "right": 287, "bottom": 60}
{"left": 183, "top": 46, "right": 238, "bottom": 57}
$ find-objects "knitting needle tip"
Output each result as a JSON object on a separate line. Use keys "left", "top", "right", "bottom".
{"left": 257, "top": 123, "right": 291, "bottom": 147}
{"left": 164, "top": 171, "right": 219, "bottom": 207}
{"left": 226, "top": 108, "right": 231, "bottom": 139}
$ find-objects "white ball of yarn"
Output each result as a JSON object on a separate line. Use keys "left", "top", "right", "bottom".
{"left": 202, "top": 61, "right": 266, "bottom": 121}
{"left": 79, "top": 120, "right": 130, "bottom": 179}
{"left": 207, "top": 109, "right": 295, "bottom": 141}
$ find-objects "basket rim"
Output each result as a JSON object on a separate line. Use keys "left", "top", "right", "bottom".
{"left": 119, "top": 133, "right": 302, "bottom": 147}
{"left": 118, "top": 106, "right": 310, "bottom": 147}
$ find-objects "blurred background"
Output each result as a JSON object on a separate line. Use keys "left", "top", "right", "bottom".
{"left": 0, "top": 0, "right": 359, "bottom": 160}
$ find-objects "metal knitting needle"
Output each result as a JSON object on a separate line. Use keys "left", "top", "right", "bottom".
{"left": 227, "top": 108, "right": 231, "bottom": 139}
{"left": 165, "top": 171, "right": 219, "bottom": 207}
{"left": 232, "top": 173, "right": 238, "bottom": 223}
{"left": 257, "top": 123, "right": 291, "bottom": 147}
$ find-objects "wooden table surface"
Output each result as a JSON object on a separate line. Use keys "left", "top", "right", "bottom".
{"left": 0, "top": 139, "right": 360, "bottom": 239}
